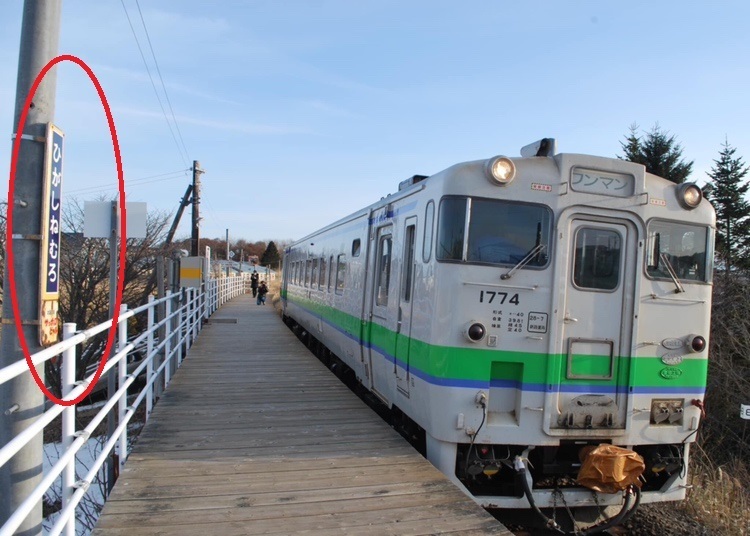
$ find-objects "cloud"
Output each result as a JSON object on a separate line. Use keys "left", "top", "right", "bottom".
{"left": 93, "top": 64, "right": 242, "bottom": 106}
{"left": 302, "top": 100, "right": 363, "bottom": 119}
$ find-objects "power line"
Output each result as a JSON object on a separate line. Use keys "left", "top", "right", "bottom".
{"left": 133, "top": 0, "right": 191, "bottom": 161}
{"left": 66, "top": 168, "right": 189, "bottom": 195}
{"left": 119, "top": 0, "right": 190, "bottom": 167}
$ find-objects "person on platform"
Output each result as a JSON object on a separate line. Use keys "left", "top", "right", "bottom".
{"left": 257, "top": 280, "right": 268, "bottom": 305}
{"left": 250, "top": 270, "right": 259, "bottom": 297}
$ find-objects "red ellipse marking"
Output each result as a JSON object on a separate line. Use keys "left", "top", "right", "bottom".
{"left": 7, "top": 54, "right": 126, "bottom": 406}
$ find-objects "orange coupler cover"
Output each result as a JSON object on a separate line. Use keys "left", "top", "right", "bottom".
{"left": 576, "top": 444, "right": 645, "bottom": 494}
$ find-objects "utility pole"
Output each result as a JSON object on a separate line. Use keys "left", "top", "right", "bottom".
{"left": 1, "top": 1, "right": 62, "bottom": 533}
{"left": 190, "top": 160, "right": 203, "bottom": 256}
{"left": 225, "top": 228, "right": 230, "bottom": 278}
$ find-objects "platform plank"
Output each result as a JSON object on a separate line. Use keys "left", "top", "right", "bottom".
{"left": 94, "top": 294, "right": 511, "bottom": 535}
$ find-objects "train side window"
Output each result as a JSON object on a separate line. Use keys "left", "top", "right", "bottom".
{"left": 319, "top": 257, "right": 327, "bottom": 290}
{"left": 376, "top": 233, "right": 393, "bottom": 306}
{"left": 402, "top": 224, "right": 416, "bottom": 302}
{"left": 328, "top": 255, "right": 334, "bottom": 291}
{"left": 352, "top": 239, "right": 361, "bottom": 257}
{"left": 573, "top": 228, "right": 621, "bottom": 291}
{"left": 423, "top": 200, "right": 435, "bottom": 262}
{"left": 305, "top": 259, "right": 312, "bottom": 287}
{"left": 311, "top": 259, "right": 318, "bottom": 289}
{"left": 335, "top": 254, "right": 346, "bottom": 294}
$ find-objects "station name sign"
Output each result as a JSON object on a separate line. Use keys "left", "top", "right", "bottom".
{"left": 40, "top": 124, "right": 64, "bottom": 346}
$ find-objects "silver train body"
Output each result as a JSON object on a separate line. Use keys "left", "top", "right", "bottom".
{"left": 281, "top": 139, "right": 715, "bottom": 510}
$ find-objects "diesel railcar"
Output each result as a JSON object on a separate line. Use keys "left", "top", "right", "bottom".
{"left": 281, "top": 139, "right": 714, "bottom": 521}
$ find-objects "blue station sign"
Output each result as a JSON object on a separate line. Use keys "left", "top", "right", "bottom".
{"left": 41, "top": 124, "right": 63, "bottom": 300}
{"left": 40, "top": 124, "right": 63, "bottom": 346}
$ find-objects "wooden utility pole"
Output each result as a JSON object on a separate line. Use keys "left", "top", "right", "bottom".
{"left": 0, "top": 1, "right": 62, "bottom": 532}
{"left": 190, "top": 160, "right": 203, "bottom": 256}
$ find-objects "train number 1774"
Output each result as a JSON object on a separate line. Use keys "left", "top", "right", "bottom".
{"left": 479, "top": 291, "right": 520, "bottom": 305}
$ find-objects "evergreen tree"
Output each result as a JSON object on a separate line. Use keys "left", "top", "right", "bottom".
{"left": 260, "top": 241, "right": 280, "bottom": 267}
{"left": 618, "top": 123, "right": 693, "bottom": 184}
{"left": 706, "top": 140, "right": 750, "bottom": 273}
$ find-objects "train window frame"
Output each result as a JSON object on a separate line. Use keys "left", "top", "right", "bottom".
{"left": 423, "top": 200, "right": 435, "bottom": 263}
{"left": 572, "top": 227, "right": 623, "bottom": 292}
{"left": 645, "top": 218, "right": 711, "bottom": 284}
{"left": 352, "top": 239, "right": 361, "bottom": 257}
{"left": 335, "top": 254, "right": 346, "bottom": 295}
{"left": 436, "top": 195, "right": 552, "bottom": 270}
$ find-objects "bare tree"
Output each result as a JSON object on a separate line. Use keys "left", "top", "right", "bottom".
{"left": 44, "top": 198, "right": 173, "bottom": 397}
{"left": 700, "top": 273, "right": 750, "bottom": 467}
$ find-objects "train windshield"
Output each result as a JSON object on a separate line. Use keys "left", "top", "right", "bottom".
{"left": 646, "top": 220, "right": 711, "bottom": 282}
{"left": 436, "top": 196, "right": 552, "bottom": 268}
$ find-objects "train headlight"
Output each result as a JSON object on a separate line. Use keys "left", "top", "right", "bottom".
{"left": 484, "top": 156, "right": 516, "bottom": 185}
{"left": 463, "top": 322, "right": 487, "bottom": 343}
{"left": 676, "top": 183, "right": 702, "bottom": 209}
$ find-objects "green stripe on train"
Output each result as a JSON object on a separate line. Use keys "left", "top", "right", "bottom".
{"left": 283, "top": 292, "right": 707, "bottom": 389}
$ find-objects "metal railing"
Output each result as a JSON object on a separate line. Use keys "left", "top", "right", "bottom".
{"left": 0, "top": 276, "right": 246, "bottom": 536}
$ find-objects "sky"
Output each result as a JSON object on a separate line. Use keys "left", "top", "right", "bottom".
{"left": 1, "top": 1, "right": 749, "bottom": 244}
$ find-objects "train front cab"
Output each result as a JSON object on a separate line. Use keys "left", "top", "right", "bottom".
{"left": 421, "top": 154, "right": 713, "bottom": 515}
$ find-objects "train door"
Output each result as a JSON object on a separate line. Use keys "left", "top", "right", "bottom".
{"left": 367, "top": 224, "right": 398, "bottom": 404}
{"left": 549, "top": 217, "right": 635, "bottom": 432}
{"left": 395, "top": 217, "right": 417, "bottom": 397}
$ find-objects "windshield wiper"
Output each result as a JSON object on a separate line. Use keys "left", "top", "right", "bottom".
{"left": 501, "top": 244, "right": 546, "bottom": 280}
{"left": 659, "top": 253, "right": 685, "bottom": 293}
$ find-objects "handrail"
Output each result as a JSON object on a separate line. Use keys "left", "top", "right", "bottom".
{"left": 0, "top": 276, "right": 246, "bottom": 536}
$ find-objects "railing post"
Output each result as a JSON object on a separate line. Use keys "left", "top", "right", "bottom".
{"left": 213, "top": 280, "right": 217, "bottom": 310}
{"left": 61, "top": 322, "right": 77, "bottom": 536}
{"left": 192, "top": 288, "right": 199, "bottom": 343}
{"left": 202, "top": 281, "right": 208, "bottom": 322}
{"left": 189, "top": 288, "right": 196, "bottom": 347}
{"left": 189, "top": 288, "right": 195, "bottom": 344}
{"left": 164, "top": 291, "right": 172, "bottom": 389}
{"left": 117, "top": 304, "right": 128, "bottom": 469}
{"left": 183, "top": 289, "right": 190, "bottom": 353}
{"left": 176, "top": 291, "right": 184, "bottom": 367}
{"left": 146, "top": 295, "right": 154, "bottom": 419}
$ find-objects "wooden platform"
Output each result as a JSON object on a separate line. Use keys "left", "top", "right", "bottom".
{"left": 93, "top": 294, "right": 511, "bottom": 535}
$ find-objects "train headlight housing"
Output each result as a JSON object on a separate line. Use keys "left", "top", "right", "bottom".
{"left": 463, "top": 322, "right": 486, "bottom": 343}
{"left": 676, "top": 183, "right": 702, "bottom": 209}
{"left": 484, "top": 156, "right": 516, "bottom": 185}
